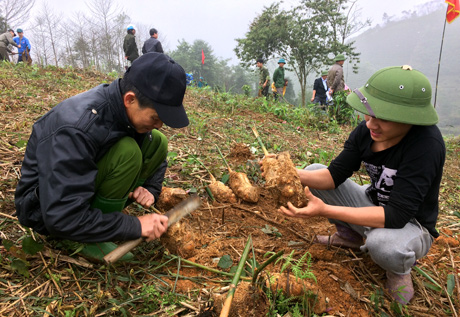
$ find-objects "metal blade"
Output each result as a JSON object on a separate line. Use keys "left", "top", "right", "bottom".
{"left": 165, "top": 195, "right": 201, "bottom": 226}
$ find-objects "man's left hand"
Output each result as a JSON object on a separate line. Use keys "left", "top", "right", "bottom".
{"left": 129, "top": 186, "right": 155, "bottom": 208}
{"left": 279, "top": 186, "right": 325, "bottom": 218}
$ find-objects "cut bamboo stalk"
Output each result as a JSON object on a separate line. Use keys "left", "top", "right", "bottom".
{"left": 220, "top": 235, "right": 253, "bottom": 317}
{"left": 251, "top": 126, "right": 269, "bottom": 157}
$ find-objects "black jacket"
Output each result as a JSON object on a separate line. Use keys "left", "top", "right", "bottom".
{"left": 142, "top": 37, "right": 164, "bottom": 54}
{"left": 15, "top": 80, "right": 166, "bottom": 242}
{"left": 313, "top": 77, "right": 327, "bottom": 99}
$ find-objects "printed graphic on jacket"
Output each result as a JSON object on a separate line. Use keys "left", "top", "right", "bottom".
{"left": 364, "top": 163, "right": 397, "bottom": 206}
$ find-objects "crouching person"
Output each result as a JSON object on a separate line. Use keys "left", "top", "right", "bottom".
{"left": 279, "top": 65, "right": 445, "bottom": 305}
{"left": 15, "top": 53, "right": 189, "bottom": 261}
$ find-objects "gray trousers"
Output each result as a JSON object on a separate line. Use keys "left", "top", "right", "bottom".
{"left": 306, "top": 164, "right": 434, "bottom": 274}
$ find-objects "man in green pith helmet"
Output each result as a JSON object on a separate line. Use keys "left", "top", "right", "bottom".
{"left": 278, "top": 65, "right": 445, "bottom": 305}
{"left": 327, "top": 54, "right": 346, "bottom": 96}
{"left": 15, "top": 53, "right": 189, "bottom": 261}
{"left": 273, "top": 58, "right": 287, "bottom": 101}
{"left": 311, "top": 70, "right": 329, "bottom": 107}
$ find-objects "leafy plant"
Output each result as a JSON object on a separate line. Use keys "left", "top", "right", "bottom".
{"left": 276, "top": 250, "right": 316, "bottom": 282}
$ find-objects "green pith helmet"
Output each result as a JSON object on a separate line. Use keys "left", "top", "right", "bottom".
{"left": 321, "top": 70, "right": 328, "bottom": 76}
{"left": 278, "top": 58, "right": 286, "bottom": 64}
{"left": 333, "top": 54, "right": 345, "bottom": 62}
{"left": 346, "top": 65, "right": 438, "bottom": 125}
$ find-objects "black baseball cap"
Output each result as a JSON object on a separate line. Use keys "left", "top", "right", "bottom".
{"left": 126, "top": 52, "right": 189, "bottom": 128}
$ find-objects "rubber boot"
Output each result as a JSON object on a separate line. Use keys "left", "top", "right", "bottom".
{"left": 385, "top": 271, "right": 414, "bottom": 305}
{"left": 77, "top": 195, "right": 134, "bottom": 262}
{"left": 316, "top": 224, "right": 364, "bottom": 249}
{"left": 79, "top": 242, "right": 134, "bottom": 262}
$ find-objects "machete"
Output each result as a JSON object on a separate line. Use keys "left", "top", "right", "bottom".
{"left": 103, "top": 196, "right": 201, "bottom": 264}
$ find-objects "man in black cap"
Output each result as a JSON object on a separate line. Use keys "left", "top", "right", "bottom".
{"left": 15, "top": 52, "right": 189, "bottom": 261}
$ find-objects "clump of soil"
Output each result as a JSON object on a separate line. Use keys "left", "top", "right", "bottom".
{"left": 156, "top": 187, "right": 188, "bottom": 211}
{"left": 261, "top": 151, "right": 308, "bottom": 208}
{"left": 228, "top": 171, "right": 260, "bottom": 203}
{"left": 266, "top": 273, "right": 327, "bottom": 314}
{"left": 160, "top": 222, "right": 196, "bottom": 258}
{"left": 213, "top": 282, "right": 268, "bottom": 317}
{"left": 208, "top": 174, "right": 237, "bottom": 203}
{"left": 228, "top": 143, "right": 254, "bottom": 163}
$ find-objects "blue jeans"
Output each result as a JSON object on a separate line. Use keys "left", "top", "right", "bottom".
{"left": 306, "top": 164, "right": 434, "bottom": 274}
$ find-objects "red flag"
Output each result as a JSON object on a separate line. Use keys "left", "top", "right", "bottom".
{"left": 446, "top": 0, "right": 460, "bottom": 23}
{"left": 201, "top": 49, "right": 205, "bottom": 65}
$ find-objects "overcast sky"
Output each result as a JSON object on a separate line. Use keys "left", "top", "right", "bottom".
{"left": 33, "top": 0, "right": 438, "bottom": 63}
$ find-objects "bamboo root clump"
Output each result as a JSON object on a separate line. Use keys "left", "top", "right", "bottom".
{"left": 208, "top": 174, "right": 237, "bottom": 203}
{"left": 261, "top": 151, "right": 308, "bottom": 208}
{"left": 156, "top": 187, "right": 188, "bottom": 211}
{"left": 228, "top": 170, "right": 260, "bottom": 203}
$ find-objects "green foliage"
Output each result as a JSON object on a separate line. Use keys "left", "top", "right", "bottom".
{"left": 218, "top": 255, "right": 233, "bottom": 269}
{"left": 276, "top": 250, "right": 317, "bottom": 283}
{"left": 241, "top": 84, "right": 251, "bottom": 97}
{"left": 261, "top": 224, "right": 282, "bottom": 238}
{"left": 139, "top": 284, "right": 180, "bottom": 314}
{"left": 170, "top": 39, "right": 254, "bottom": 93}
{"left": 22, "top": 236, "right": 44, "bottom": 255}
{"left": 328, "top": 90, "right": 359, "bottom": 125}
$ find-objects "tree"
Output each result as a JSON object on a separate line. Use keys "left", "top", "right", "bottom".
{"left": 170, "top": 39, "right": 218, "bottom": 86}
{"left": 85, "top": 0, "right": 124, "bottom": 72}
{"left": 0, "top": 0, "right": 35, "bottom": 30}
{"left": 235, "top": 0, "right": 363, "bottom": 107}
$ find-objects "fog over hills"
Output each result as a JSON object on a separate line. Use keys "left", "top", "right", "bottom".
{"left": 343, "top": 3, "right": 459, "bottom": 136}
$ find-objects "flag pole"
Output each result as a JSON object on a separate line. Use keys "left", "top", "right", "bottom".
{"left": 433, "top": 8, "right": 448, "bottom": 108}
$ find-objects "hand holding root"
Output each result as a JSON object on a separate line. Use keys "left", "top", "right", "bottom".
{"left": 279, "top": 186, "right": 324, "bottom": 218}
{"left": 138, "top": 213, "right": 168, "bottom": 241}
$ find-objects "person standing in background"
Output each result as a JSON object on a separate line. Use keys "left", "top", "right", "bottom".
{"left": 123, "top": 25, "right": 139, "bottom": 68}
{"left": 142, "top": 28, "right": 164, "bottom": 54}
{"left": 14, "top": 28, "right": 32, "bottom": 64}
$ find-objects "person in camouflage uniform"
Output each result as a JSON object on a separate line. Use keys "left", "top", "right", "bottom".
{"left": 256, "top": 58, "right": 270, "bottom": 99}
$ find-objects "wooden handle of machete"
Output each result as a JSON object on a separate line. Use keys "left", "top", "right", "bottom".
{"left": 103, "top": 238, "right": 143, "bottom": 263}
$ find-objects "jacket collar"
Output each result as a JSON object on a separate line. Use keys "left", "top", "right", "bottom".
{"left": 107, "top": 79, "right": 136, "bottom": 133}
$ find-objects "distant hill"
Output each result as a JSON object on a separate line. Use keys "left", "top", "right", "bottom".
{"left": 344, "top": 6, "right": 460, "bottom": 136}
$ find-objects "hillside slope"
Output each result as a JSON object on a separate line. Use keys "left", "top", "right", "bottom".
{"left": 0, "top": 64, "right": 459, "bottom": 316}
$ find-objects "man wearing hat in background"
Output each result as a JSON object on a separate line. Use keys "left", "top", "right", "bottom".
{"left": 327, "top": 54, "right": 346, "bottom": 96}
{"left": 0, "top": 29, "right": 20, "bottom": 62}
{"left": 13, "top": 28, "right": 32, "bottom": 64}
{"left": 256, "top": 58, "right": 270, "bottom": 99}
{"left": 278, "top": 65, "right": 445, "bottom": 305}
{"left": 310, "top": 70, "right": 329, "bottom": 107}
{"left": 123, "top": 25, "right": 139, "bottom": 67}
{"left": 273, "top": 58, "right": 287, "bottom": 101}
{"left": 15, "top": 52, "right": 189, "bottom": 261}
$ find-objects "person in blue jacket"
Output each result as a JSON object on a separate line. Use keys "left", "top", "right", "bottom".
{"left": 15, "top": 53, "right": 189, "bottom": 261}
{"left": 13, "top": 28, "right": 31, "bottom": 64}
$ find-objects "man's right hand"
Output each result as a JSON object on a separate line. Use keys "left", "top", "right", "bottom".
{"left": 138, "top": 214, "right": 168, "bottom": 241}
